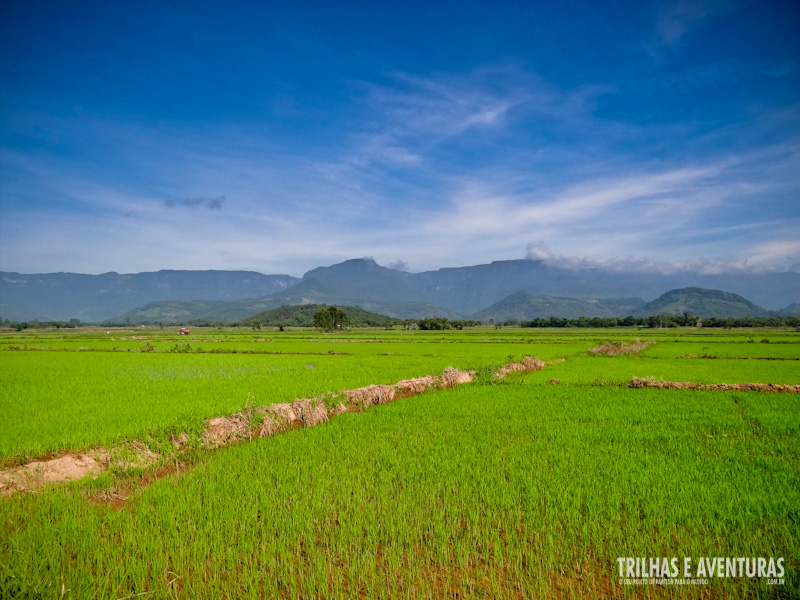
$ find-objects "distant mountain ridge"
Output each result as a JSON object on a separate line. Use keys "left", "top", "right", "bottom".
{"left": 773, "top": 303, "right": 800, "bottom": 316}
{"left": 1, "top": 257, "right": 798, "bottom": 322}
{"left": 0, "top": 270, "right": 298, "bottom": 321}
{"left": 471, "top": 292, "right": 645, "bottom": 322}
{"left": 303, "top": 259, "right": 425, "bottom": 303}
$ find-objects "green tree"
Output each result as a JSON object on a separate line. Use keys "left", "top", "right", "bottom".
{"left": 313, "top": 306, "right": 349, "bottom": 332}
{"left": 417, "top": 317, "right": 451, "bottom": 330}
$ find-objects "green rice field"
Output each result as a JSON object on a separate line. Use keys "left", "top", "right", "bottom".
{"left": 1, "top": 325, "right": 798, "bottom": 598}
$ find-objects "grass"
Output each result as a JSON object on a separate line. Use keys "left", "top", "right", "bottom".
{"left": 0, "top": 351, "right": 468, "bottom": 459}
{"left": 0, "top": 329, "right": 589, "bottom": 460}
{"left": 521, "top": 355, "right": 800, "bottom": 386}
{"left": 1, "top": 381, "right": 797, "bottom": 598}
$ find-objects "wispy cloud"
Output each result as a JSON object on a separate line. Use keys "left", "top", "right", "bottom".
{"left": 367, "top": 66, "right": 527, "bottom": 136}
{"left": 437, "top": 164, "right": 726, "bottom": 237}
{"left": 327, "top": 63, "right": 609, "bottom": 178}
{"left": 645, "top": 0, "right": 735, "bottom": 62}
{"left": 1, "top": 56, "right": 798, "bottom": 276}
{"left": 749, "top": 240, "right": 800, "bottom": 265}
{"left": 655, "top": 0, "right": 714, "bottom": 46}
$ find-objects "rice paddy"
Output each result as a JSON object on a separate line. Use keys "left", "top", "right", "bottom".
{"left": 0, "top": 325, "right": 798, "bottom": 598}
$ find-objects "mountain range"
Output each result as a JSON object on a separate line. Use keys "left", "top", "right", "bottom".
{"left": 0, "top": 270, "right": 297, "bottom": 322}
{"left": 1, "top": 258, "right": 797, "bottom": 322}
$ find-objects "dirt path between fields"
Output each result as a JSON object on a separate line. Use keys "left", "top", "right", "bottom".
{"left": 0, "top": 451, "right": 111, "bottom": 491}
{"left": 0, "top": 359, "right": 546, "bottom": 498}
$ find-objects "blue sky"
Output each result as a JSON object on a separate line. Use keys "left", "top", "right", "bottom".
{"left": 1, "top": 0, "right": 798, "bottom": 276}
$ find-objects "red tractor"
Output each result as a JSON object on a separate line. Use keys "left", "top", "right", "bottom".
{"left": 179, "top": 328, "right": 190, "bottom": 335}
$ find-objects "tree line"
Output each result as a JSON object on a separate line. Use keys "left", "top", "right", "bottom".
{"left": 399, "top": 315, "right": 800, "bottom": 330}
{"left": 518, "top": 314, "right": 800, "bottom": 329}
{"left": 4, "top": 313, "right": 799, "bottom": 331}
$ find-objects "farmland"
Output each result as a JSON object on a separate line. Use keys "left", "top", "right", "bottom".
{"left": 1, "top": 326, "right": 798, "bottom": 598}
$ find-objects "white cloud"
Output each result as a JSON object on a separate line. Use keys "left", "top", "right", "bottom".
{"left": 522, "top": 249, "right": 792, "bottom": 276}
{"left": 388, "top": 260, "right": 410, "bottom": 271}
{"left": 525, "top": 242, "right": 554, "bottom": 262}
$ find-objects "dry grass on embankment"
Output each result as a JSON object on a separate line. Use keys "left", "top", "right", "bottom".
{"left": 201, "top": 367, "right": 477, "bottom": 449}
{"left": 586, "top": 339, "right": 655, "bottom": 356}
{"left": 493, "top": 356, "right": 547, "bottom": 379}
{"left": 629, "top": 377, "right": 800, "bottom": 393}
